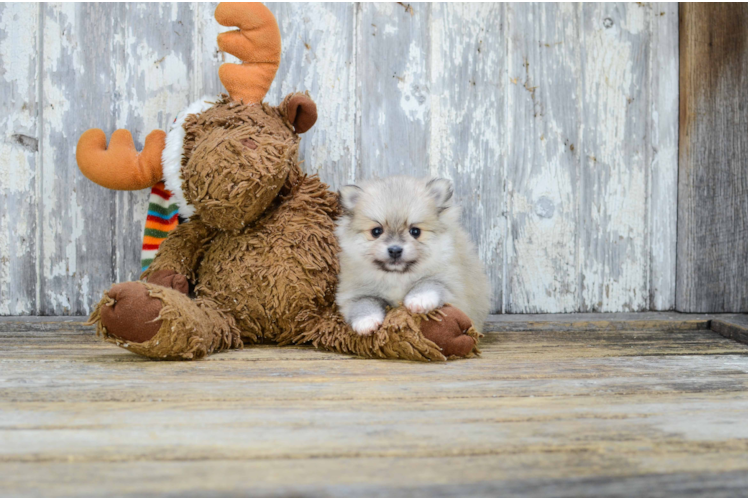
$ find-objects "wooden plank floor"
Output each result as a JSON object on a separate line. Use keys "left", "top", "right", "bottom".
{"left": 2, "top": 315, "right": 748, "bottom": 496}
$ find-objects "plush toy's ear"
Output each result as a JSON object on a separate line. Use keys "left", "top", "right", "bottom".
{"left": 339, "top": 185, "right": 363, "bottom": 212}
{"left": 281, "top": 93, "right": 318, "bottom": 134}
{"left": 426, "top": 178, "right": 453, "bottom": 208}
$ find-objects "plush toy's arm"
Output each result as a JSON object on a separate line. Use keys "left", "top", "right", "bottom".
{"left": 140, "top": 218, "right": 215, "bottom": 283}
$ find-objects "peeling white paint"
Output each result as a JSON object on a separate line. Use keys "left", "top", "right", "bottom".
{"left": 358, "top": 3, "right": 430, "bottom": 178}
{"left": 623, "top": 2, "right": 647, "bottom": 35}
{"left": 0, "top": 5, "right": 37, "bottom": 112}
{"left": 264, "top": 4, "right": 356, "bottom": 189}
{"left": 503, "top": 3, "right": 581, "bottom": 313}
{"left": 648, "top": 2, "right": 678, "bottom": 311}
{"left": 41, "top": 4, "right": 74, "bottom": 305}
{"left": 580, "top": 3, "right": 651, "bottom": 312}
{"left": 397, "top": 41, "right": 430, "bottom": 124}
{"left": 0, "top": 144, "right": 35, "bottom": 194}
{"left": 429, "top": 4, "right": 505, "bottom": 309}
{"left": 0, "top": 212, "right": 11, "bottom": 315}
{"left": 0, "top": 3, "right": 39, "bottom": 315}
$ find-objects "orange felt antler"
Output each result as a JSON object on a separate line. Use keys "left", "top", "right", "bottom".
{"left": 215, "top": 2, "right": 281, "bottom": 104}
{"left": 76, "top": 129, "right": 166, "bottom": 191}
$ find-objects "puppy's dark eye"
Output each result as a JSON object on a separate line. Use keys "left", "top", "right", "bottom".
{"left": 371, "top": 227, "right": 383, "bottom": 238}
{"left": 409, "top": 227, "right": 421, "bottom": 239}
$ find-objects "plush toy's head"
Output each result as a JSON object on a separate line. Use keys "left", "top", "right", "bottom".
{"left": 173, "top": 93, "right": 315, "bottom": 231}
{"left": 76, "top": 1, "right": 317, "bottom": 233}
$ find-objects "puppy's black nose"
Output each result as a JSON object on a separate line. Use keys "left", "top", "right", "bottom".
{"left": 388, "top": 245, "right": 403, "bottom": 259}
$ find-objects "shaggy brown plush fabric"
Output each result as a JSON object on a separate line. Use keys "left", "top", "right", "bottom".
{"left": 90, "top": 92, "right": 481, "bottom": 362}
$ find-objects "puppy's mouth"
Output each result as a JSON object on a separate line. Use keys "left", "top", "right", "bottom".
{"left": 374, "top": 259, "right": 416, "bottom": 273}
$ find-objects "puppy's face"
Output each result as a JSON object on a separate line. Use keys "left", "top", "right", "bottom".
{"left": 337, "top": 177, "right": 454, "bottom": 274}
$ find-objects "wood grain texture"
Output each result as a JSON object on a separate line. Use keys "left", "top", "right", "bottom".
{"left": 580, "top": 3, "right": 651, "bottom": 312}
{"left": 648, "top": 3, "right": 678, "bottom": 311}
{"left": 711, "top": 316, "right": 748, "bottom": 346}
{"left": 7, "top": 311, "right": 748, "bottom": 333}
{"left": 2, "top": 462, "right": 747, "bottom": 497}
{"left": 503, "top": 3, "right": 678, "bottom": 314}
{"left": 677, "top": 3, "right": 748, "bottom": 313}
{"left": 0, "top": 3, "right": 40, "bottom": 315}
{"left": 0, "top": 3, "right": 682, "bottom": 315}
{"left": 40, "top": 3, "right": 118, "bottom": 315}
{"left": 193, "top": 2, "right": 230, "bottom": 99}
{"left": 2, "top": 318, "right": 748, "bottom": 495}
{"left": 358, "top": 2, "right": 431, "bottom": 179}
{"left": 429, "top": 3, "right": 505, "bottom": 312}
{"left": 486, "top": 311, "right": 717, "bottom": 332}
{"left": 505, "top": 3, "right": 582, "bottom": 313}
{"left": 266, "top": 3, "right": 357, "bottom": 189}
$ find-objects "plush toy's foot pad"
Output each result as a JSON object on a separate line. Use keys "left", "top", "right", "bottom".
{"left": 420, "top": 305, "right": 477, "bottom": 357}
{"left": 88, "top": 282, "right": 242, "bottom": 361}
{"left": 99, "top": 282, "right": 163, "bottom": 343}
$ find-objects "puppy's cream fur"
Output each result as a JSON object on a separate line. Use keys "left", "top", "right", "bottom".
{"left": 335, "top": 176, "right": 490, "bottom": 336}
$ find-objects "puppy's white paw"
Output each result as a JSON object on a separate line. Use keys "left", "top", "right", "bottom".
{"left": 405, "top": 289, "right": 442, "bottom": 314}
{"left": 351, "top": 313, "right": 383, "bottom": 336}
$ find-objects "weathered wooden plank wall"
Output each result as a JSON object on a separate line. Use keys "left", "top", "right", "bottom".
{"left": 0, "top": 3, "right": 678, "bottom": 315}
{"left": 677, "top": 3, "right": 748, "bottom": 313}
{"left": 0, "top": 3, "right": 39, "bottom": 315}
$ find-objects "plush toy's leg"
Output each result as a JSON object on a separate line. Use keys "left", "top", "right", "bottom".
{"left": 290, "top": 305, "right": 481, "bottom": 362}
{"left": 88, "top": 281, "right": 242, "bottom": 360}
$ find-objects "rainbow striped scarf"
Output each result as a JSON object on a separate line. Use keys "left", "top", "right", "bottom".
{"left": 141, "top": 181, "right": 182, "bottom": 272}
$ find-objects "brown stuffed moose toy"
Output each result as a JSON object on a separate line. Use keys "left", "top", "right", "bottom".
{"left": 76, "top": 2, "right": 481, "bottom": 361}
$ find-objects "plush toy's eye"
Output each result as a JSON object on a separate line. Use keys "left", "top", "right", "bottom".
{"left": 371, "top": 227, "right": 383, "bottom": 238}
{"left": 409, "top": 227, "right": 421, "bottom": 239}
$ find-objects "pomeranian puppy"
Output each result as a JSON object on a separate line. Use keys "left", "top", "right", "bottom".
{"left": 335, "top": 176, "right": 490, "bottom": 336}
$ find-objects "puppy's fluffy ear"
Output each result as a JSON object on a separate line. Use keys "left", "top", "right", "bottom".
{"left": 339, "top": 185, "right": 363, "bottom": 213}
{"left": 427, "top": 178, "right": 454, "bottom": 208}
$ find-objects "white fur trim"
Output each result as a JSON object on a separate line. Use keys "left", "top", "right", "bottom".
{"left": 162, "top": 95, "right": 217, "bottom": 218}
